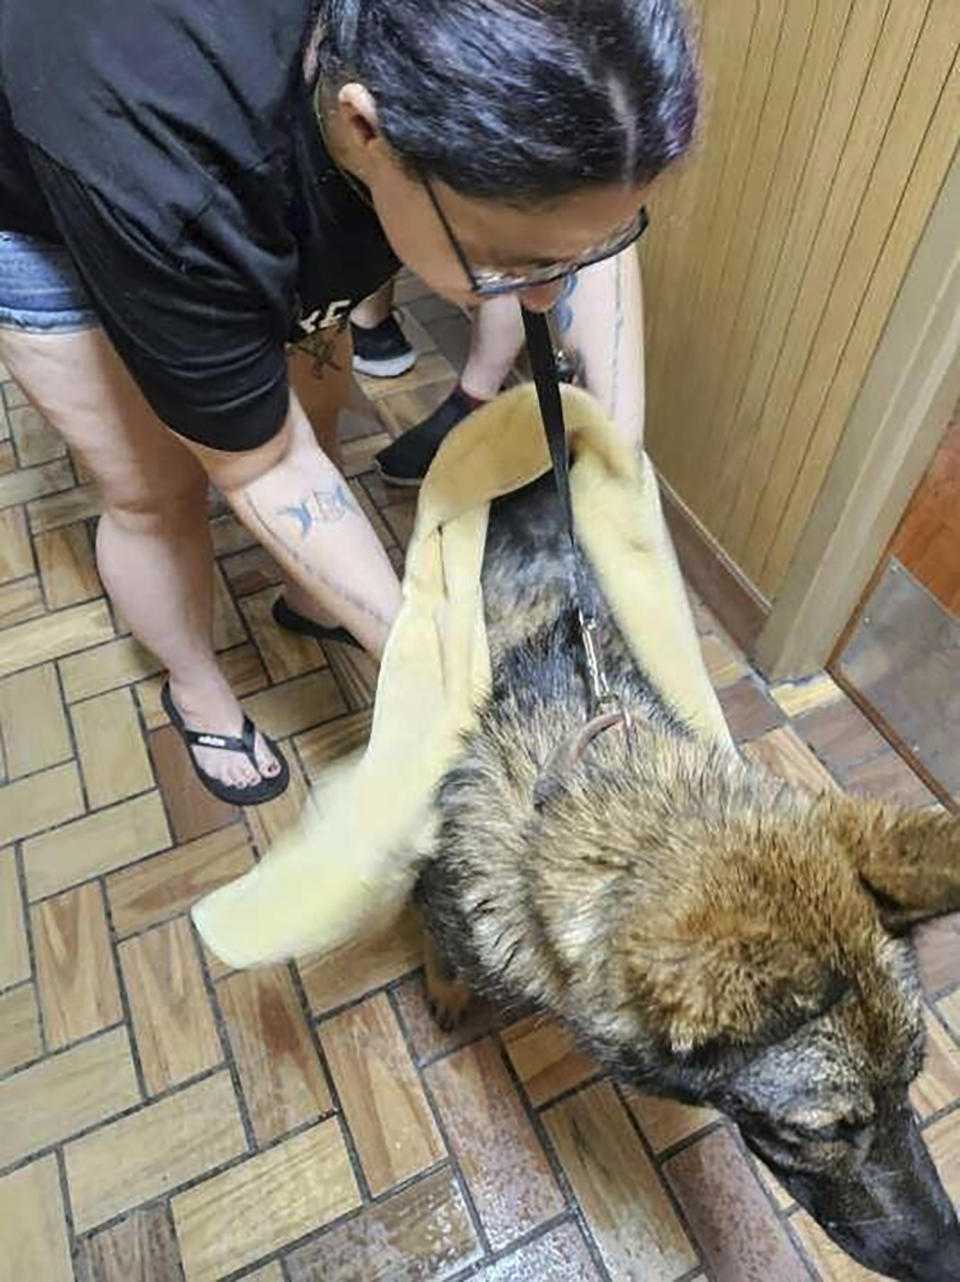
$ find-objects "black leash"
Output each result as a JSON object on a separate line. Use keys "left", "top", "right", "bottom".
{"left": 521, "top": 307, "right": 619, "bottom": 717}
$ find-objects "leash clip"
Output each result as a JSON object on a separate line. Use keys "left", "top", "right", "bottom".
{"left": 531, "top": 610, "right": 634, "bottom": 811}
{"left": 578, "top": 610, "right": 632, "bottom": 734}
{"left": 522, "top": 307, "right": 633, "bottom": 810}
{"left": 579, "top": 610, "right": 613, "bottom": 713}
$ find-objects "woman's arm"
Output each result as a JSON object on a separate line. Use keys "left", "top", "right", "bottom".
{"left": 553, "top": 247, "right": 646, "bottom": 452}
{"left": 179, "top": 334, "right": 402, "bottom": 658}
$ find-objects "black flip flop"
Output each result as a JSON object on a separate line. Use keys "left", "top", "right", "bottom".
{"left": 271, "top": 595, "right": 363, "bottom": 649}
{"left": 160, "top": 681, "right": 290, "bottom": 805}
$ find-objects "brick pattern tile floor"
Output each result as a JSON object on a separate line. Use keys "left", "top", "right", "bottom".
{"left": 0, "top": 280, "right": 957, "bottom": 1281}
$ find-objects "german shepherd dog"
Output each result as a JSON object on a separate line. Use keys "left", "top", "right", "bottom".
{"left": 414, "top": 474, "right": 960, "bottom": 1282}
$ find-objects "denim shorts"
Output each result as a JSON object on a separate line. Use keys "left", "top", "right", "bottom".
{"left": 0, "top": 231, "right": 98, "bottom": 332}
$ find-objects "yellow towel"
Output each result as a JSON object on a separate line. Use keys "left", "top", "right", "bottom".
{"left": 192, "top": 385, "right": 732, "bottom": 969}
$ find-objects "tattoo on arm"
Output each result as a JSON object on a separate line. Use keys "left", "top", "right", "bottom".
{"left": 551, "top": 257, "right": 626, "bottom": 412}
{"left": 239, "top": 489, "right": 392, "bottom": 631}
{"left": 552, "top": 275, "right": 586, "bottom": 385}
{"left": 610, "top": 253, "right": 624, "bottom": 421}
{"left": 280, "top": 483, "right": 359, "bottom": 538}
{"left": 552, "top": 274, "right": 578, "bottom": 333}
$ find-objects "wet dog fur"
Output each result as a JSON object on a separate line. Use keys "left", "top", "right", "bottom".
{"left": 414, "top": 474, "right": 960, "bottom": 1282}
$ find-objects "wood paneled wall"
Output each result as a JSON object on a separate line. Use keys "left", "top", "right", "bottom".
{"left": 641, "top": 0, "right": 959, "bottom": 604}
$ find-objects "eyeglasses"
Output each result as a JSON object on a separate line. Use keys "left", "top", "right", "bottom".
{"left": 420, "top": 170, "right": 649, "bottom": 298}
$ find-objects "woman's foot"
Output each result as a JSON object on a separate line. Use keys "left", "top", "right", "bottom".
{"left": 166, "top": 676, "right": 283, "bottom": 792}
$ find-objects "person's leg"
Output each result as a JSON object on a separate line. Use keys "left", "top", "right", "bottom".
{"left": 349, "top": 277, "right": 417, "bottom": 379}
{"left": 376, "top": 295, "right": 524, "bottom": 486}
{"left": 350, "top": 279, "right": 394, "bottom": 330}
{"left": 0, "top": 324, "right": 280, "bottom": 790}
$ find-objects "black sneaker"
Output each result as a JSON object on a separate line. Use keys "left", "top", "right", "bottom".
{"left": 376, "top": 386, "right": 481, "bottom": 486}
{"left": 350, "top": 314, "right": 416, "bottom": 378}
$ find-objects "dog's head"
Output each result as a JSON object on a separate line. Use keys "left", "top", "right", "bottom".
{"left": 721, "top": 997, "right": 957, "bottom": 1282}
{"left": 609, "top": 795, "right": 960, "bottom": 1281}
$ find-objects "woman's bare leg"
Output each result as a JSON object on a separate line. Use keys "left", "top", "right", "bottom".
{"left": 0, "top": 325, "right": 280, "bottom": 789}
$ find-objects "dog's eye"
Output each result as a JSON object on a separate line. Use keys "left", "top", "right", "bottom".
{"left": 788, "top": 1119, "right": 851, "bottom": 1143}
{"left": 782, "top": 1105, "right": 871, "bottom": 1144}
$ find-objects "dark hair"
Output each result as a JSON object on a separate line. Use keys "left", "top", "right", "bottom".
{"left": 316, "top": 0, "right": 697, "bottom": 203}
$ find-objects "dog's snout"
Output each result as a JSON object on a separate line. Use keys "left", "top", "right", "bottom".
{"left": 824, "top": 1202, "right": 960, "bottom": 1282}
{"left": 749, "top": 1100, "right": 958, "bottom": 1282}
{"left": 849, "top": 1108, "right": 959, "bottom": 1281}
{"left": 903, "top": 1218, "right": 960, "bottom": 1282}
{"left": 927, "top": 1234, "right": 960, "bottom": 1282}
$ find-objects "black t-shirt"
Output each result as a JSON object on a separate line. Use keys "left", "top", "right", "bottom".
{"left": 0, "top": 0, "right": 399, "bottom": 449}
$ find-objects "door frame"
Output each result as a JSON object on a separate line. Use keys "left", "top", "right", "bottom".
{"left": 754, "top": 149, "right": 960, "bottom": 681}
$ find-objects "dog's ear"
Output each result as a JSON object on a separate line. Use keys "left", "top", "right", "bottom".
{"left": 622, "top": 909, "right": 848, "bottom": 1056}
{"left": 815, "top": 797, "right": 960, "bottom": 934}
